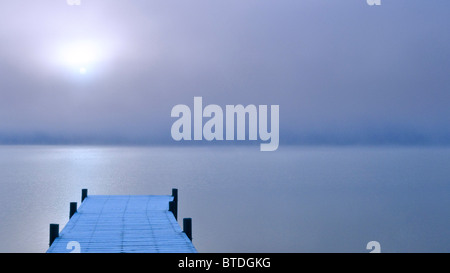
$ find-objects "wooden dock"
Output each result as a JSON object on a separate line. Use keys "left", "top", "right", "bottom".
{"left": 47, "top": 189, "right": 196, "bottom": 253}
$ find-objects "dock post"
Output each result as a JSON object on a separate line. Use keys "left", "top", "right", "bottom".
{"left": 49, "top": 224, "right": 59, "bottom": 246}
{"left": 70, "top": 202, "right": 77, "bottom": 219}
{"left": 172, "top": 188, "right": 178, "bottom": 206}
{"left": 183, "top": 218, "right": 192, "bottom": 241}
{"left": 81, "top": 189, "right": 88, "bottom": 202}
{"left": 170, "top": 188, "right": 178, "bottom": 220}
{"left": 169, "top": 201, "right": 177, "bottom": 220}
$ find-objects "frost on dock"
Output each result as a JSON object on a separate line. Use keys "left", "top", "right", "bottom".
{"left": 47, "top": 190, "right": 196, "bottom": 253}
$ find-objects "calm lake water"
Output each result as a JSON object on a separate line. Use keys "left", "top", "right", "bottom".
{"left": 0, "top": 145, "right": 449, "bottom": 253}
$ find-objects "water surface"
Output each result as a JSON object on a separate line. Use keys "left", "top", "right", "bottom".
{"left": 0, "top": 145, "right": 448, "bottom": 252}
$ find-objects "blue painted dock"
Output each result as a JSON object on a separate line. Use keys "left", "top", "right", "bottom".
{"left": 47, "top": 190, "right": 196, "bottom": 253}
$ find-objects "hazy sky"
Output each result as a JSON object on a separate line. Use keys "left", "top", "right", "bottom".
{"left": 0, "top": 0, "right": 449, "bottom": 145}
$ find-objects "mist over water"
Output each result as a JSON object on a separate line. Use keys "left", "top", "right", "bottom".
{"left": 0, "top": 145, "right": 448, "bottom": 253}
{"left": 1, "top": 1, "right": 450, "bottom": 146}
